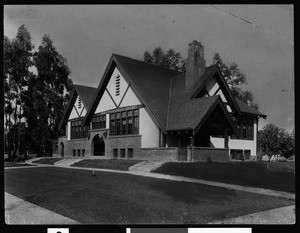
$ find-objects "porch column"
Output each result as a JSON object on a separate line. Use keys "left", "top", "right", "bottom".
{"left": 224, "top": 129, "right": 229, "bottom": 148}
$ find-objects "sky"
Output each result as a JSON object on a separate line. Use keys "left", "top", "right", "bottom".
{"left": 4, "top": 5, "right": 294, "bottom": 131}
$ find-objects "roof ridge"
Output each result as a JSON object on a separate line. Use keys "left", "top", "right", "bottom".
{"left": 113, "top": 53, "right": 183, "bottom": 74}
{"left": 74, "top": 83, "right": 97, "bottom": 89}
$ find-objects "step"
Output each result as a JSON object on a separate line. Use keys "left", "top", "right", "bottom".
{"left": 129, "top": 161, "right": 166, "bottom": 172}
{"left": 54, "top": 158, "right": 83, "bottom": 166}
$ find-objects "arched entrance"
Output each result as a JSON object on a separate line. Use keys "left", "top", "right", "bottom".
{"left": 93, "top": 135, "right": 105, "bottom": 156}
{"left": 60, "top": 142, "right": 64, "bottom": 157}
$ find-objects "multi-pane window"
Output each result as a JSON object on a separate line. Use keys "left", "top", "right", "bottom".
{"left": 230, "top": 149, "right": 243, "bottom": 160}
{"left": 113, "top": 149, "right": 118, "bottom": 159}
{"left": 77, "top": 149, "right": 81, "bottom": 157}
{"left": 244, "top": 150, "right": 251, "bottom": 160}
{"left": 73, "top": 149, "right": 76, "bottom": 157}
{"left": 128, "top": 148, "right": 133, "bottom": 158}
{"left": 230, "top": 149, "right": 251, "bottom": 160}
{"left": 231, "top": 116, "right": 254, "bottom": 140}
{"left": 70, "top": 119, "right": 89, "bottom": 139}
{"left": 92, "top": 114, "right": 106, "bottom": 129}
{"left": 120, "top": 148, "right": 126, "bottom": 158}
{"left": 82, "top": 149, "right": 85, "bottom": 157}
{"left": 110, "top": 109, "right": 139, "bottom": 136}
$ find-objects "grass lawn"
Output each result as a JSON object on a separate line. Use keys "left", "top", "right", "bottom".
{"left": 153, "top": 161, "right": 295, "bottom": 193}
{"left": 5, "top": 167, "right": 294, "bottom": 224}
{"left": 71, "top": 159, "right": 143, "bottom": 171}
{"left": 4, "top": 162, "right": 36, "bottom": 167}
{"left": 32, "top": 158, "right": 64, "bottom": 165}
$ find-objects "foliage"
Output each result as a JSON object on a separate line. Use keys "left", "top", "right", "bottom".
{"left": 4, "top": 25, "right": 35, "bottom": 158}
{"left": 144, "top": 47, "right": 186, "bottom": 72}
{"left": 258, "top": 123, "right": 295, "bottom": 161}
{"left": 4, "top": 25, "right": 73, "bottom": 157}
{"left": 211, "top": 53, "right": 259, "bottom": 109}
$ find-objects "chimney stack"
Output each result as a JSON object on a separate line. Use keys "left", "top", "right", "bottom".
{"left": 185, "top": 40, "right": 206, "bottom": 91}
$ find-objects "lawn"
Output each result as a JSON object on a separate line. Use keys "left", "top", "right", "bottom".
{"left": 5, "top": 167, "right": 294, "bottom": 224}
{"left": 4, "top": 162, "right": 36, "bottom": 168}
{"left": 71, "top": 159, "right": 142, "bottom": 171}
{"left": 153, "top": 161, "right": 295, "bottom": 193}
{"left": 32, "top": 158, "right": 64, "bottom": 165}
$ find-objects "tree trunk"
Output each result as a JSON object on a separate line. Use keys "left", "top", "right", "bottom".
{"left": 16, "top": 104, "right": 21, "bottom": 156}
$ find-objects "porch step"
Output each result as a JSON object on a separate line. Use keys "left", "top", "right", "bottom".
{"left": 25, "top": 157, "right": 44, "bottom": 163}
{"left": 129, "top": 161, "right": 166, "bottom": 172}
{"left": 54, "top": 158, "right": 83, "bottom": 166}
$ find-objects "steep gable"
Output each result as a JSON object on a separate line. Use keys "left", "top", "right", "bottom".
{"left": 83, "top": 54, "right": 181, "bottom": 131}
{"left": 58, "top": 84, "right": 97, "bottom": 130}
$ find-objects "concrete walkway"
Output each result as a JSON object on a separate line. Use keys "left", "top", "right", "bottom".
{"left": 210, "top": 205, "right": 295, "bottom": 224}
{"left": 5, "top": 192, "right": 78, "bottom": 225}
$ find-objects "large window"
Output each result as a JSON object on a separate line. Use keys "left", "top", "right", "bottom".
{"left": 92, "top": 114, "right": 106, "bottom": 129}
{"left": 230, "top": 149, "right": 251, "bottom": 160}
{"left": 231, "top": 115, "right": 254, "bottom": 140}
{"left": 110, "top": 109, "right": 139, "bottom": 136}
{"left": 70, "top": 119, "right": 89, "bottom": 139}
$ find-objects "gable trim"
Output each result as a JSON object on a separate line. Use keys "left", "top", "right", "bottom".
{"left": 191, "top": 66, "right": 241, "bottom": 115}
{"left": 117, "top": 84, "right": 130, "bottom": 108}
{"left": 194, "top": 96, "right": 240, "bottom": 137}
{"left": 58, "top": 89, "right": 77, "bottom": 131}
{"left": 105, "top": 88, "right": 118, "bottom": 108}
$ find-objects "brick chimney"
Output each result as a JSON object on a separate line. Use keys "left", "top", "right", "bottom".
{"left": 185, "top": 40, "right": 206, "bottom": 91}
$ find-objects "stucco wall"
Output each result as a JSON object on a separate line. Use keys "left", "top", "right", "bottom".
{"left": 210, "top": 118, "right": 257, "bottom": 156}
{"left": 139, "top": 108, "right": 159, "bottom": 148}
{"left": 192, "top": 147, "right": 229, "bottom": 162}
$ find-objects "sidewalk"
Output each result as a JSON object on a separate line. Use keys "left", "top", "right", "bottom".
{"left": 5, "top": 192, "right": 78, "bottom": 225}
{"left": 210, "top": 205, "right": 295, "bottom": 224}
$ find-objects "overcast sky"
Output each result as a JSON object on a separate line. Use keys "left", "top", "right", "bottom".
{"left": 4, "top": 5, "right": 294, "bottom": 131}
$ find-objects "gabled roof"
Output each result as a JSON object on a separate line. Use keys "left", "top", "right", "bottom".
{"left": 189, "top": 65, "right": 241, "bottom": 114}
{"left": 83, "top": 53, "right": 266, "bottom": 133}
{"left": 235, "top": 98, "right": 267, "bottom": 118}
{"left": 167, "top": 95, "right": 240, "bottom": 136}
{"left": 58, "top": 84, "right": 97, "bottom": 130}
{"left": 83, "top": 54, "right": 181, "bottom": 131}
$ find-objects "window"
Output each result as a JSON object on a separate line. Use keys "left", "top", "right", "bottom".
{"left": 244, "top": 150, "right": 251, "bottom": 160}
{"left": 128, "top": 148, "right": 133, "bottom": 158}
{"left": 109, "top": 109, "right": 139, "bottom": 136}
{"left": 230, "top": 149, "right": 243, "bottom": 160}
{"left": 77, "top": 149, "right": 81, "bottom": 157}
{"left": 120, "top": 149, "right": 126, "bottom": 158}
{"left": 92, "top": 114, "right": 106, "bottom": 129}
{"left": 73, "top": 149, "right": 76, "bottom": 157}
{"left": 231, "top": 115, "right": 254, "bottom": 140}
{"left": 70, "top": 119, "right": 89, "bottom": 139}
{"left": 82, "top": 149, "right": 85, "bottom": 157}
{"left": 113, "top": 149, "right": 118, "bottom": 159}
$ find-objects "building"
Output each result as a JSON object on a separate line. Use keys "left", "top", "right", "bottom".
{"left": 54, "top": 41, "right": 266, "bottom": 162}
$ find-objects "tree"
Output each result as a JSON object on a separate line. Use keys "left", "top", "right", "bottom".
{"left": 143, "top": 47, "right": 186, "bottom": 72}
{"left": 4, "top": 25, "right": 34, "bottom": 158}
{"left": 258, "top": 123, "right": 294, "bottom": 161}
{"left": 211, "top": 53, "right": 259, "bottom": 109}
{"left": 22, "top": 34, "right": 73, "bottom": 155}
{"left": 278, "top": 129, "right": 295, "bottom": 159}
